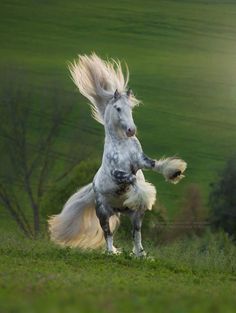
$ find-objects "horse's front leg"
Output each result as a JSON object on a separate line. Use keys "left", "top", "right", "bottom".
{"left": 111, "top": 169, "right": 136, "bottom": 185}
{"left": 95, "top": 193, "right": 119, "bottom": 254}
{"left": 138, "top": 153, "right": 187, "bottom": 184}
{"left": 129, "top": 210, "right": 146, "bottom": 257}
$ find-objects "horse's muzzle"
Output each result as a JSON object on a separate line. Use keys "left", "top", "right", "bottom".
{"left": 126, "top": 127, "right": 136, "bottom": 137}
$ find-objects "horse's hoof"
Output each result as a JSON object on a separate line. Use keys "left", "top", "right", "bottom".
{"left": 113, "top": 247, "right": 122, "bottom": 255}
{"left": 105, "top": 247, "right": 122, "bottom": 255}
{"left": 131, "top": 249, "right": 147, "bottom": 258}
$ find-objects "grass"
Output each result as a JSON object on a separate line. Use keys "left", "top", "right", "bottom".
{"left": 1, "top": 0, "right": 236, "bottom": 215}
{"left": 0, "top": 229, "right": 236, "bottom": 313}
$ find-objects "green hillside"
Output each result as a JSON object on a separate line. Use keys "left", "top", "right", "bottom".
{"left": 1, "top": 0, "right": 236, "bottom": 215}
{"left": 1, "top": 230, "right": 236, "bottom": 313}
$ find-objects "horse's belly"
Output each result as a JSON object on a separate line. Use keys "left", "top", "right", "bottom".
{"left": 105, "top": 193, "right": 127, "bottom": 209}
{"left": 105, "top": 180, "right": 156, "bottom": 212}
{"left": 94, "top": 168, "right": 156, "bottom": 211}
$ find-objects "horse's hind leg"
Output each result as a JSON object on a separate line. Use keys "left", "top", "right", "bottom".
{"left": 129, "top": 210, "right": 146, "bottom": 257}
{"left": 99, "top": 214, "right": 116, "bottom": 253}
{"left": 95, "top": 194, "right": 118, "bottom": 254}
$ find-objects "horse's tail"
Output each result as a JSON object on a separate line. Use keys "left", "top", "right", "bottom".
{"left": 48, "top": 183, "right": 119, "bottom": 249}
{"left": 68, "top": 53, "right": 139, "bottom": 125}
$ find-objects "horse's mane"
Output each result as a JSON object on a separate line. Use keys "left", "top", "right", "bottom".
{"left": 68, "top": 53, "right": 140, "bottom": 124}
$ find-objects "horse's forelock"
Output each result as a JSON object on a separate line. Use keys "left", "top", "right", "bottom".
{"left": 69, "top": 53, "right": 140, "bottom": 124}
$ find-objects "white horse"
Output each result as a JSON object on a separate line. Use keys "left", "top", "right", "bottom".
{"left": 49, "top": 54, "right": 187, "bottom": 256}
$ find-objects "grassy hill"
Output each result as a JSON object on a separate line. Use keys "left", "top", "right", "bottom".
{"left": 1, "top": 0, "right": 236, "bottom": 215}
{"left": 0, "top": 229, "right": 236, "bottom": 313}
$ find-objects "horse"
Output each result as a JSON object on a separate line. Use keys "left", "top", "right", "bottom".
{"left": 48, "top": 53, "right": 187, "bottom": 257}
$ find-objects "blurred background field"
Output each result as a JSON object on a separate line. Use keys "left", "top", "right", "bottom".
{"left": 0, "top": 0, "right": 236, "bottom": 312}
{"left": 1, "top": 0, "right": 236, "bottom": 214}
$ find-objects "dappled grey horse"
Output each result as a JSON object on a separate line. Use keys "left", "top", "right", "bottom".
{"left": 49, "top": 54, "right": 187, "bottom": 256}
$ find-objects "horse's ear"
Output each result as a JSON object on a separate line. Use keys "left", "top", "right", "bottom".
{"left": 114, "top": 89, "right": 120, "bottom": 100}
{"left": 127, "top": 88, "right": 133, "bottom": 98}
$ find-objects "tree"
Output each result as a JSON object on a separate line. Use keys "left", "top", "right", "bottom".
{"left": 209, "top": 155, "right": 236, "bottom": 238}
{"left": 0, "top": 69, "right": 95, "bottom": 238}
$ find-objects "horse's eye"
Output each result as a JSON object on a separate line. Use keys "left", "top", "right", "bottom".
{"left": 116, "top": 107, "right": 121, "bottom": 112}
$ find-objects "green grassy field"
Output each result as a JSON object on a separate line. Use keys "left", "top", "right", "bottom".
{"left": 1, "top": 0, "right": 236, "bottom": 214}
{"left": 0, "top": 229, "right": 236, "bottom": 313}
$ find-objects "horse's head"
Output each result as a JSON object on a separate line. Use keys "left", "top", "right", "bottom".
{"left": 105, "top": 89, "right": 137, "bottom": 139}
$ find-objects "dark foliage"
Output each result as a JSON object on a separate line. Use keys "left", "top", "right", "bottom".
{"left": 41, "top": 159, "right": 100, "bottom": 217}
{"left": 209, "top": 155, "right": 236, "bottom": 238}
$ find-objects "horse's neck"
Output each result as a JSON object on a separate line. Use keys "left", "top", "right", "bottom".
{"left": 102, "top": 130, "right": 141, "bottom": 172}
{"left": 103, "top": 126, "right": 133, "bottom": 157}
{"left": 104, "top": 131, "right": 127, "bottom": 149}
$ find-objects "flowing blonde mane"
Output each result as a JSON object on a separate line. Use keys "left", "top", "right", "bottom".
{"left": 68, "top": 53, "right": 139, "bottom": 124}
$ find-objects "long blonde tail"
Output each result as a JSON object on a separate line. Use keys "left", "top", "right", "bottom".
{"left": 48, "top": 183, "right": 119, "bottom": 249}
